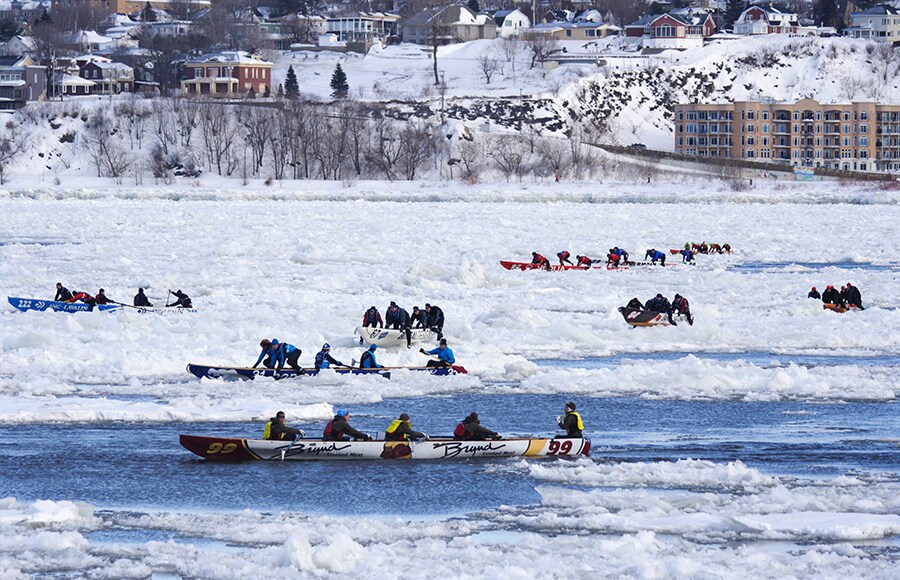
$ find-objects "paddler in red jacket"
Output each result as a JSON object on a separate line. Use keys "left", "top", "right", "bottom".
{"left": 557, "top": 250, "right": 573, "bottom": 266}
{"left": 531, "top": 252, "right": 551, "bottom": 270}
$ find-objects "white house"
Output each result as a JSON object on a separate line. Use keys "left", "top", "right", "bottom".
{"left": 493, "top": 9, "right": 530, "bottom": 38}
{"left": 732, "top": 5, "right": 798, "bottom": 35}
{"left": 846, "top": 5, "right": 900, "bottom": 41}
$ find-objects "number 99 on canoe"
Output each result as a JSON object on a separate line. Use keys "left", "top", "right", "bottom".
{"left": 206, "top": 442, "right": 238, "bottom": 455}
{"left": 547, "top": 440, "right": 573, "bottom": 455}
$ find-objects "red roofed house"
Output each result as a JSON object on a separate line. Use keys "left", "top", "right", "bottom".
{"left": 733, "top": 5, "right": 799, "bottom": 35}
{"left": 180, "top": 51, "right": 272, "bottom": 97}
{"left": 625, "top": 10, "right": 717, "bottom": 49}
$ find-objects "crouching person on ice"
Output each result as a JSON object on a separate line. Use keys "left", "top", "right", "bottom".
{"left": 323, "top": 409, "right": 372, "bottom": 441}
{"left": 556, "top": 402, "right": 584, "bottom": 438}
{"left": 453, "top": 412, "right": 502, "bottom": 441}
{"left": 385, "top": 413, "right": 429, "bottom": 441}
{"left": 420, "top": 338, "right": 455, "bottom": 368}
{"left": 263, "top": 411, "right": 305, "bottom": 440}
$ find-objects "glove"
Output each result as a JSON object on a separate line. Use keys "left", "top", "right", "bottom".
{"left": 422, "top": 433, "right": 430, "bottom": 441}
{"left": 419, "top": 348, "right": 426, "bottom": 354}
{"left": 298, "top": 430, "right": 305, "bottom": 437}
{"left": 494, "top": 435, "right": 503, "bottom": 440}
{"left": 556, "top": 416, "right": 562, "bottom": 424}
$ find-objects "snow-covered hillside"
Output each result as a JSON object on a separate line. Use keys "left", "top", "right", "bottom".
{"left": 1, "top": 35, "right": 898, "bottom": 184}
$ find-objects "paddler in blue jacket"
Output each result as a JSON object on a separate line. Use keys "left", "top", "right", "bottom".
{"left": 644, "top": 248, "right": 666, "bottom": 266}
{"left": 254, "top": 339, "right": 302, "bottom": 371}
{"left": 315, "top": 343, "right": 346, "bottom": 370}
{"left": 420, "top": 338, "right": 455, "bottom": 368}
{"left": 359, "top": 344, "right": 383, "bottom": 369}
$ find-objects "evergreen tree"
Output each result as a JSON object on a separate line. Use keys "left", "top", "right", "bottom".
{"left": 330, "top": 63, "right": 348, "bottom": 99}
{"left": 723, "top": 0, "right": 746, "bottom": 31}
{"left": 466, "top": 0, "right": 479, "bottom": 13}
{"left": 815, "top": 0, "right": 841, "bottom": 29}
{"left": 141, "top": 2, "right": 157, "bottom": 22}
{"left": 284, "top": 64, "right": 299, "bottom": 99}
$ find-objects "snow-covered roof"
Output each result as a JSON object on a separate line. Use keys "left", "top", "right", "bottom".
{"left": 852, "top": 5, "right": 900, "bottom": 15}
{"left": 74, "top": 54, "right": 112, "bottom": 64}
{"left": 90, "top": 62, "right": 133, "bottom": 72}
{"left": 53, "top": 73, "right": 94, "bottom": 86}
{"left": 70, "top": 30, "right": 114, "bottom": 44}
{"left": 185, "top": 51, "right": 272, "bottom": 66}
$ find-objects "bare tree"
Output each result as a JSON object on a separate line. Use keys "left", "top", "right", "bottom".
{"left": 537, "top": 137, "right": 569, "bottom": 179}
{"left": 151, "top": 99, "right": 178, "bottom": 156}
{"left": 489, "top": 136, "right": 526, "bottom": 181}
{"left": 397, "top": 120, "right": 435, "bottom": 180}
{"left": 85, "top": 111, "right": 133, "bottom": 183}
{"left": 243, "top": 106, "right": 272, "bottom": 174}
{"left": 522, "top": 32, "right": 562, "bottom": 69}
{"left": 0, "top": 119, "right": 24, "bottom": 184}
{"left": 198, "top": 101, "right": 239, "bottom": 175}
{"left": 30, "top": 16, "right": 68, "bottom": 99}
{"left": 455, "top": 137, "right": 482, "bottom": 181}
{"left": 499, "top": 37, "right": 519, "bottom": 73}
{"left": 478, "top": 53, "right": 499, "bottom": 85}
{"left": 367, "top": 116, "right": 403, "bottom": 180}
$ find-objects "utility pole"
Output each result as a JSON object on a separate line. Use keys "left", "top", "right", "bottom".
{"left": 440, "top": 71, "right": 446, "bottom": 125}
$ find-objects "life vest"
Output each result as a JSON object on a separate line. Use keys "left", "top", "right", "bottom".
{"left": 385, "top": 419, "right": 407, "bottom": 440}
{"left": 533, "top": 254, "right": 547, "bottom": 264}
{"left": 323, "top": 419, "right": 342, "bottom": 439}
{"left": 360, "top": 351, "right": 375, "bottom": 368}
{"left": 315, "top": 351, "right": 327, "bottom": 368}
{"left": 263, "top": 420, "right": 281, "bottom": 440}
{"left": 558, "top": 251, "right": 570, "bottom": 260}
{"left": 453, "top": 422, "right": 470, "bottom": 440}
{"left": 566, "top": 411, "right": 584, "bottom": 431}
{"left": 608, "top": 253, "right": 620, "bottom": 264}
{"left": 363, "top": 311, "right": 378, "bottom": 325}
{"left": 674, "top": 297, "right": 688, "bottom": 311}
{"left": 578, "top": 256, "right": 591, "bottom": 266}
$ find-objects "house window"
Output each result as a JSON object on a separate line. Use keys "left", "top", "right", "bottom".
{"left": 565, "top": 30, "right": 572, "bottom": 37}
{"left": 586, "top": 29, "right": 595, "bottom": 37}
{"left": 654, "top": 25, "right": 675, "bottom": 37}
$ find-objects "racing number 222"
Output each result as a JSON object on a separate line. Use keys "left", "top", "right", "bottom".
{"left": 206, "top": 442, "right": 237, "bottom": 455}
{"left": 548, "top": 440, "right": 573, "bottom": 455}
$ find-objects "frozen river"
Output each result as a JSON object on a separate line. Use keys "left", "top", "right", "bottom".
{"left": 1, "top": 188, "right": 898, "bottom": 578}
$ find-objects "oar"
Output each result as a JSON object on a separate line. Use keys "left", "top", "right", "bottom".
{"left": 281, "top": 433, "right": 302, "bottom": 461}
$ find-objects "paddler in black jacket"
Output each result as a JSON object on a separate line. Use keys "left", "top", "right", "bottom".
{"left": 55, "top": 282, "right": 72, "bottom": 302}
{"left": 385, "top": 413, "right": 429, "bottom": 441}
{"left": 263, "top": 411, "right": 305, "bottom": 440}
{"left": 385, "top": 301, "right": 412, "bottom": 348}
{"left": 323, "top": 409, "right": 372, "bottom": 441}
{"left": 556, "top": 402, "right": 584, "bottom": 438}
{"left": 453, "top": 412, "right": 502, "bottom": 441}
{"left": 410, "top": 306, "right": 428, "bottom": 328}
{"left": 134, "top": 288, "right": 153, "bottom": 307}
{"left": 95, "top": 289, "right": 113, "bottom": 305}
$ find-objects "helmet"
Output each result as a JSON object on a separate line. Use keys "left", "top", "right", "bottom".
{"left": 336, "top": 409, "right": 348, "bottom": 417}
{"left": 399, "top": 413, "right": 410, "bottom": 421}
{"left": 565, "top": 401, "right": 576, "bottom": 411}
{"left": 369, "top": 306, "right": 376, "bottom": 310}
{"left": 322, "top": 343, "right": 331, "bottom": 350}
{"left": 369, "top": 344, "right": 377, "bottom": 351}
{"left": 812, "top": 287, "right": 817, "bottom": 291}
{"left": 674, "top": 294, "right": 681, "bottom": 299}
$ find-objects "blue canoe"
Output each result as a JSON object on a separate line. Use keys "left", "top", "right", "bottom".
{"left": 9, "top": 297, "right": 94, "bottom": 313}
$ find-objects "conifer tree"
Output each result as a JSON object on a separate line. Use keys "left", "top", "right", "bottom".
{"left": 284, "top": 65, "right": 299, "bottom": 99}
{"left": 330, "top": 63, "right": 349, "bottom": 99}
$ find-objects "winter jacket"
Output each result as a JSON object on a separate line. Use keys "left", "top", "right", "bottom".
{"left": 385, "top": 307, "right": 410, "bottom": 329}
{"left": 424, "top": 346, "right": 455, "bottom": 364}
{"left": 134, "top": 291, "right": 153, "bottom": 307}
{"left": 362, "top": 309, "right": 383, "bottom": 327}
{"left": 323, "top": 416, "right": 370, "bottom": 441}
{"left": 55, "top": 286, "right": 72, "bottom": 301}
{"left": 426, "top": 306, "right": 445, "bottom": 329}
{"left": 315, "top": 350, "right": 344, "bottom": 369}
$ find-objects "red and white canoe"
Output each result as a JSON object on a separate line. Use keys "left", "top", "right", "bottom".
{"left": 500, "top": 260, "right": 667, "bottom": 271}
{"left": 180, "top": 434, "right": 590, "bottom": 461}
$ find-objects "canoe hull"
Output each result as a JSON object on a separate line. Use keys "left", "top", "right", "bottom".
{"left": 8, "top": 297, "right": 92, "bottom": 313}
{"left": 186, "top": 363, "right": 391, "bottom": 380}
{"left": 180, "top": 434, "right": 590, "bottom": 461}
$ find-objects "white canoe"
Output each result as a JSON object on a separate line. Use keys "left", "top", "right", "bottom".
{"left": 356, "top": 326, "right": 438, "bottom": 347}
{"left": 181, "top": 434, "right": 590, "bottom": 461}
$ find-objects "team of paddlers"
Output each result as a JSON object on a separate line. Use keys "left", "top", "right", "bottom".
{"left": 625, "top": 293, "right": 694, "bottom": 325}
{"left": 53, "top": 283, "right": 192, "bottom": 309}
{"left": 252, "top": 337, "right": 456, "bottom": 372}
{"left": 262, "top": 401, "right": 585, "bottom": 443}
{"left": 808, "top": 283, "right": 864, "bottom": 310}
{"left": 361, "top": 301, "right": 445, "bottom": 345}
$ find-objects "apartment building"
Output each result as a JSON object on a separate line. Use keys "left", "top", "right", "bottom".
{"left": 673, "top": 99, "right": 900, "bottom": 173}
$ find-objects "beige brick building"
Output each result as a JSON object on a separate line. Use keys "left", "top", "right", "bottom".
{"left": 673, "top": 98, "right": 900, "bottom": 173}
